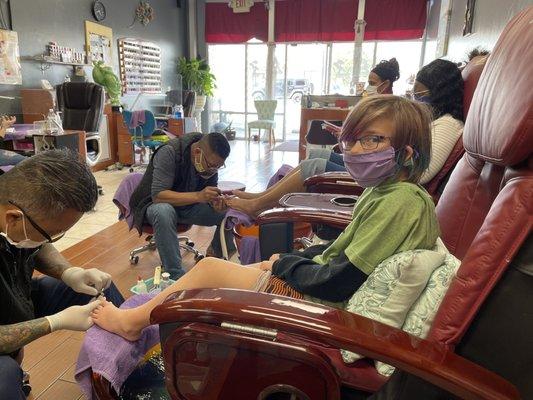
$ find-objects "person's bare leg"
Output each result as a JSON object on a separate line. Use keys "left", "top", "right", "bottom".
{"left": 226, "top": 166, "right": 306, "bottom": 216}
{"left": 232, "top": 166, "right": 303, "bottom": 200}
{"left": 91, "top": 257, "right": 265, "bottom": 341}
{"left": 232, "top": 190, "right": 261, "bottom": 200}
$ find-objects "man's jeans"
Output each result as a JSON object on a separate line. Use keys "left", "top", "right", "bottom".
{"left": 0, "top": 150, "right": 26, "bottom": 167}
{"left": 146, "top": 203, "right": 235, "bottom": 279}
{"left": 0, "top": 277, "right": 124, "bottom": 400}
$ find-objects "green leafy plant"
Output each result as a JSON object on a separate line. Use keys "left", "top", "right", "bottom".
{"left": 92, "top": 61, "right": 122, "bottom": 106}
{"left": 177, "top": 57, "right": 216, "bottom": 97}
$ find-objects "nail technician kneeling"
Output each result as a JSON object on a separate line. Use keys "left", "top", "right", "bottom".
{"left": 0, "top": 150, "right": 124, "bottom": 400}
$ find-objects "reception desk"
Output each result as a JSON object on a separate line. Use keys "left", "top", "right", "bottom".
{"left": 299, "top": 107, "right": 350, "bottom": 161}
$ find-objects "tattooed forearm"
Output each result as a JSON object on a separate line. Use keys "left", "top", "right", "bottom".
{"left": 0, "top": 318, "right": 51, "bottom": 355}
{"left": 35, "top": 243, "right": 71, "bottom": 279}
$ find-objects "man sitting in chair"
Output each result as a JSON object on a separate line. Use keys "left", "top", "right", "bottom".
{"left": 129, "top": 132, "right": 233, "bottom": 280}
{"left": 0, "top": 150, "right": 124, "bottom": 399}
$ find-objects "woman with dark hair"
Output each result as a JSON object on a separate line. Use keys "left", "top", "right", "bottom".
{"left": 366, "top": 58, "right": 400, "bottom": 95}
{"left": 412, "top": 59, "right": 464, "bottom": 184}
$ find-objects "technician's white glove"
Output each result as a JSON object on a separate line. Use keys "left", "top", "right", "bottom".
{"left": 61, "top": 267, "right": 112, "bottom": 296}
{"left": 45, "top": 301, "right": 101, "bottom": 332}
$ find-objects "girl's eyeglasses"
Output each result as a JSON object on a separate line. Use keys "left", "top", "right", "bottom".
{"left": 340, "top": 135, "right": 391, "bottom": 151}
{"left": 8, "top": 201, "right": 65, "bottom": 243}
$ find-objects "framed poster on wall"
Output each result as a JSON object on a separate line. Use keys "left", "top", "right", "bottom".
{"left": 85, "top": 21, "right": 113, "bottom": 65}
{"left": 0, "top": 29, "right": 22, "bottom": 85}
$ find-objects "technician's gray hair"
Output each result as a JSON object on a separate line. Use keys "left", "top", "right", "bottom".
{"left": 0, "top": 150, "right": 98, "bottom": 218}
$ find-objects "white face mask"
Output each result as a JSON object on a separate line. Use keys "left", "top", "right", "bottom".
{"left": 0, "top": 212, "right": 46, "bottom": 249}
{"left": 365, "top": 85, "right": 379, "bottom": 95}
{"left": 365, "top": 81, "right": 386, "bottom": 96}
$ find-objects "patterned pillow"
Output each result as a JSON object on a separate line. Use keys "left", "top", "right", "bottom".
{"left": 375, "top": 239, "right": 461, "bottom": 376}
{"left": 341, "top": 249, "right": 445, "bottom": 365}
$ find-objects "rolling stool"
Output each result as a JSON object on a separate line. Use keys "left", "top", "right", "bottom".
{"left": 129, "top": 224, "right": 203, "bottom": 265}
{"left": 128, "top": 181, "right": 246, "bottom": 265}
{"left": 22, "top": 371, "right": 31, "bottom": 397}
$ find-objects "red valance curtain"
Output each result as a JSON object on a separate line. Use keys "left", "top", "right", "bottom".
{"left": 205, "top": 0, "right": 427, "bottom": 44}
{"left": 275, "top": 0, "right": 359, "bottom": 42}
{"left": 205, "top": 3, "right": 268, "bottom": 44}
{"left": 275, "top": 0, "right": 427, "bottom": 42}
{"left": 365, "top": 0, "right": 428, "bottom": 40}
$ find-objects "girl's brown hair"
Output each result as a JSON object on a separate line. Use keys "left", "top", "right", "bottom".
{"left": 340, "top": 95, "right": 433, "bottom": 184}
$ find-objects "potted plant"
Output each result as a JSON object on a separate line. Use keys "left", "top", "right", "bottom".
{"left": 177, "top": 56, "right": 216, "bottom": 113}
{"left": 222, "top": 121, "right": 236, "bottom": 140}
{"left": 92, "top": 61, "right": 122, "bottom": 110}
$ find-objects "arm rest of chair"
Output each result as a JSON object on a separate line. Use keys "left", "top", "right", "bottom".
{"left": 256, "top": 207, "right": 352, "bottom": 230}
{"left": 151, "top": 289, "right": 520, "bottom": 400}
{"left": 304, "top": 172, "right": 364, "bottom": 196}
{"left": 304, "top": 171, "right": 354, "bottom": 186}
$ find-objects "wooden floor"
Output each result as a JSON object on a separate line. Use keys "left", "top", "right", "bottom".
{"left": 23, "top": 141, "right": 298, "bottom": 399}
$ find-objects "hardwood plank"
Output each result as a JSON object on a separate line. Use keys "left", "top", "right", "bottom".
{"left": 22, "top": 330, "right": 73, "bottom": 370}
{"left": 27, "top": 338, "right": 83, "bottom": 398}
{"left": 36, "top": 379, "right": 83, "bottom": 400}
{"left": 59, "top": 363, "right": 78, "bottom": 384}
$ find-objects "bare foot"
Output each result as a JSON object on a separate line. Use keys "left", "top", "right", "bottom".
{"left": 226, "top": 197, "right": 262, "bottom": 217}
{"left": 91, "top": 300, "right": 143, "bottom": 341}
{"left": 232, "top": 189, "right": 261, "bottom": 200}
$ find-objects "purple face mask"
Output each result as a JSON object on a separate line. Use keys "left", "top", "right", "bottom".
{"left": 343, "top": 147, "right": 398, "bottom": 188}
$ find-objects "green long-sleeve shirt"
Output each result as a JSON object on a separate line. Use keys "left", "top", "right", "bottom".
{"left": 273, "top": 182, "right": 440, "bottom": 303}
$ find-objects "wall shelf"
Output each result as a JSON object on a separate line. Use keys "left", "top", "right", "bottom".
{"left": 21, "top": 55, "right": 91, "bottom": 74}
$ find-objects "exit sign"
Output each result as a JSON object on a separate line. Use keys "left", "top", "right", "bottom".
{"left": 230, "top": 0, "right": 254, "bottom": 13}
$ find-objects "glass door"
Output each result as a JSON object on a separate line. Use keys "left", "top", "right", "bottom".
{"left": 284, "top": 43, "right": 327, "bottom": 140}
{"left": 246, "top": 43, "right": 268, "bottom": 140}
{"left": 208, "top": 44, "right": 246, "bottom": 138}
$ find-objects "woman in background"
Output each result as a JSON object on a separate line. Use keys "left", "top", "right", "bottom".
{"left": 366, "top": 58, "right": 400, "bottom": 95}
{"left": 412, "top": 59, "right": 464, "bottom": 184}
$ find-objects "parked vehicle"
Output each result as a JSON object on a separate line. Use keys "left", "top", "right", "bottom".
{"left": 252, "top": 78, "right": 313, "bottom": 103}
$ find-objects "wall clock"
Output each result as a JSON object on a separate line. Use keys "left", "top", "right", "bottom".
{"left": 92, "top": 1, "right": 107, "bottom": 22}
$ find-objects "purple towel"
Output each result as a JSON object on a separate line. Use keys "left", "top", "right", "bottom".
{"left": 130, "top": 110, "right": 146, "bottom": 129}
{"left": 0, "top": 165, "right": 14, "bottom": 173}
{"left": 224, "top": 209, "right": 259, "bottom": 264}
{"left": 113, "top": 173, "right": 144, "bottom": 230}
{"left": 239, "top": 236, "right": 261, "bottom": 265}
{"left": 267, "top": 164, "right": 294, "bottom": 188}
{"left": 75, "top": 293, "right": 160, "bottom": 400}
{"left": 3, "top": 124, "right": 33, "bottom": 141}
{"left": 224, "top": 208, "right": 255, "bottom": 230}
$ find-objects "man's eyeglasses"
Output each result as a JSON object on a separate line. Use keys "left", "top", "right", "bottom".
{"left": 8, "top": 201, "right": 65, "bottom": 243}
{"left": 340, "top": 135, "right": 391, "bottom": 151}
{"left": 201, "top": 151, "right": 226, "bottom": 172}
